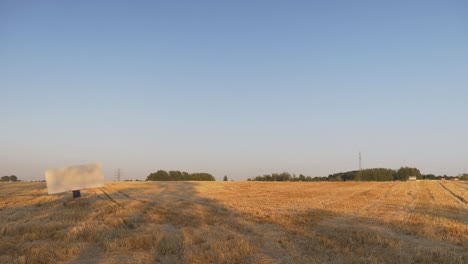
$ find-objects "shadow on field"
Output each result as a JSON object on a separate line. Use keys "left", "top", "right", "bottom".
{"left": 414, "top": 202, "right": 468, "bottom": 225}
{"left": 0, "top": 182, "right": 467, "bottom": 264}
{"left": 66, "top": 182, "right": 468, "bottom": 264}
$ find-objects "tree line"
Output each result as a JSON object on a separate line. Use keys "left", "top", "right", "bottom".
{"left": 146, "top": 170, "right": 215, "bottom": 181}
{"left": 333, "top": 167, "right": 420, "bottom": 181}
{"left": 1, "top": 175, "right": 18, "bottom": 182}
{"left": 249, "top": 172, "right": 327, "bottom": 182}
{"left": 249, "top": 167, "right": 461, "bottom": 182}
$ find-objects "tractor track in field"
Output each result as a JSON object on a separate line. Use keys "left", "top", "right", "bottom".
{"left": 116, "top": 189, "right": 130, "bottom": 197}
{"left": 402, "top": 182, "right": 421, "bottom": 223}
{"left": 98, "top": 187, "right": 121, "bottom": 207}
{"left": 100, "top": 185, "right": 154, "bottom": 206}
{"left": 453, "top": 182, "right": 468, "bottom": 191}
{"left": 355, "top": 182, "right": 399, "bottom": 216}
{"left": 438, "top": 182, "right": 467, "bottom": 205}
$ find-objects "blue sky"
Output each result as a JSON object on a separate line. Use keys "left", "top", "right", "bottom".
{"left": 1, "top": 1, "right": 467, "bottom": 181}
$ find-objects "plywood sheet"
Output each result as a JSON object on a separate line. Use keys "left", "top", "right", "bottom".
{"left": 45, "top": 163, "right": 104, "bottom": 194}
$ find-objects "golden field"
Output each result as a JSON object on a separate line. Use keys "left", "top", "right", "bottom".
{"left": 0, "top": 181, "right": 467, "bottom": 264}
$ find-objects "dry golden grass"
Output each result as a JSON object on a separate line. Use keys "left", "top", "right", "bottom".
{"left": 0, "top": 181, "right": 467, "bottom": 263}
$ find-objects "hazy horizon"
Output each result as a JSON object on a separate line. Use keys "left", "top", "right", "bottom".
{"left": 2, "top": 1, "right": 467, "bottom": 181}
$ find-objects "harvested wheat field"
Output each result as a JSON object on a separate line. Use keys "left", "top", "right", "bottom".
{"left": 1, "top": 181, "right": 467, "bottom": 264}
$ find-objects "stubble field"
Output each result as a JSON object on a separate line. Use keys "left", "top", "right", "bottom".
{"left": 0, "top": 181, "right": 467, "bottom": 263}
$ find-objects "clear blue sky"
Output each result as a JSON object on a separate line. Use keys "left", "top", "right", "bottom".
{"left": 1, "top": 1, "right": 467, "bottom": 181}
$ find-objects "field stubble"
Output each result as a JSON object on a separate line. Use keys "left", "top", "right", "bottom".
{"left": 0, "top": 181, "right": 466, "bottom": 263}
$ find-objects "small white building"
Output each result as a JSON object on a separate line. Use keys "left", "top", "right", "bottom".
{"left": 408, "top": 176, "right": 417, "bottom": 181}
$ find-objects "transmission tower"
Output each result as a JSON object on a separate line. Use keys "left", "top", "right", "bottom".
{"left": 358, "top": 152, "right": 362, "bottom": 181}
{"left": 359, "top": 152, "right": 362, "bottom": 171}
{"left": 115, "top": 168, "right": 121, "bottom": 182}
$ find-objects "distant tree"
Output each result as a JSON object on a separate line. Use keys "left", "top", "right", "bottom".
{"left": 298, "top": 174, "right": 306, "bottom": 181}
{"left": 329, "top": 175, "right": 342, "bottom": 181}
{"left": 146, "top": 170, "right": 169, "bottom": 181}
{"left": 328, "top": 171, "right": 359, "bottom": 181}
{"left": 251, "top": 169, "right": 401, "bottom": 182}
{"left": 169, "top": 170, "right": 183, "bottom": 180}
{"left": 279, "top": 172, "right": 291, "bottom": 181}
{"left": 190, "top": 173, "right": 216, "bottom": 181}
{"left": 396, "top": 167, "right": 421, "bottom": 181}
{"left": 313, "top": 176, "right": 328, "bottom": 181}
{"left": 361, "top": 168, "right": 395, "bottom": 181}
{"left": 223, "top": 175, "right": 228, "bottom": 181}
{"left": 9, "top": 175, "right": 17, "bottom": 182}
{"left": 422, "top": 174, "right": 436, "bottom": 180}
{"left": 325, "top": 168, "right": 395, "bottom": 182}
{"left": 1, "top": 176, "right": 10, "bottom": 182}
{"left": 355, "top": 171, "right": 362, "bottom": 181}
{"left": 291, "top": 174, "right": 298, "bottom": 181}
{"left": 251, "top": 173, "right": 329, "bottom": 182}
{"left": 146, "top": 170, "right": 215, "bottom": 181}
